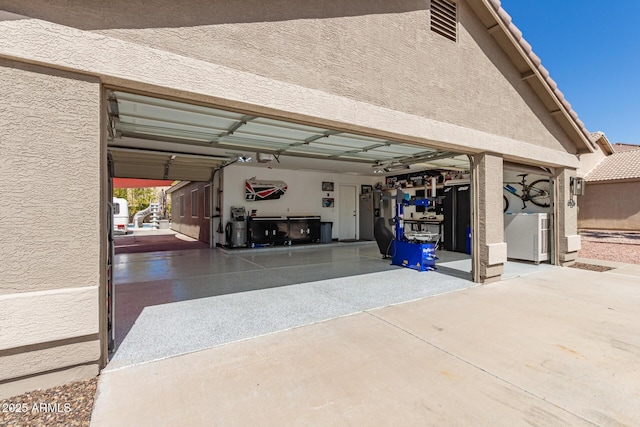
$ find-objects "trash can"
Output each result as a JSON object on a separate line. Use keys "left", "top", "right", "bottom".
{"left": 465, "top": 226, "right": 472, "bottom": 255}
{"left": 320, "top": 222, "right": 333, "bottom": 244}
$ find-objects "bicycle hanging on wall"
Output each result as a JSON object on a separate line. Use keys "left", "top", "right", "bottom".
{"left": 503, "top": 174, "right": 551, "bottom": 212}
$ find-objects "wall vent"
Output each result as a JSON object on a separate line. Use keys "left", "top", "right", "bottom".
{"left": 431, "top": 0, "right": 457, "bottom": 42}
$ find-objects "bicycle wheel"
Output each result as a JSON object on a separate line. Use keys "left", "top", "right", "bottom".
{"left": 503, "top": 195, "right": 509, "bottom": 213}
{"left": 527, "top": 179, "right": 551, "bottom": 207}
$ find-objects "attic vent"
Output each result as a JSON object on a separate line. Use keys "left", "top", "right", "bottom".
{"left": 431, "top": 0, "right": 457, "bottom": 42}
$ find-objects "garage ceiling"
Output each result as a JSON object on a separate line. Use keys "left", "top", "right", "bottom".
{"left": 107, "top": 91, "right": 470, "bottom": 179}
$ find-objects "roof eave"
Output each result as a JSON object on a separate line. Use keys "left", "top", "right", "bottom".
{"left": 469, "top": 0, "right": 595, "bottom": 155}
{"left": 591, "top": 132, "right": 614, "bottom": 155}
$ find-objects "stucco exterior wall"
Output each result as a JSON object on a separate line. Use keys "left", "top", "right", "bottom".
{"left": 1, "top": 0, "right": 575, "bottom": 154}
{"left": 578, "top": 181, "right": 640, "bottom": 231}
{"left": 577, "top": 146, "right": 607, "bottom": 178}
{"left": 555, "top": 168, "right": 580, "bottom": 265}
{"left": 0, "top": 59, "right": 101, "bottom": 294}
{"left": 169, "top": 182, "right": 211, "bottom": 243}
{"left": 0, "top": 15, "right": 581, "bottom": 170}
{"left": 473, "top": 153, "right": 506, "bottom": 283}
{"left": 0, "top": 59, "right": 101, "bottom": 397}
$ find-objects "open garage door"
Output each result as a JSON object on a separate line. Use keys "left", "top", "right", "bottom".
{"left": 109, "top": 147, "right": 225, "bottom": 181}
{"left": 104, "top": 90, "right": 484, "bottom": 367}
{"left": 107, "top": 91, "right": 466, "bottom": 172}
{"left": 503, "top": 161, "right": 555, "bottom": 265}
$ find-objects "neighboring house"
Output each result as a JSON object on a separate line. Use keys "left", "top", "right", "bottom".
{"left": 578, "top": 136, "right": 640, "bottom": 230}
{"left": 1, "top": 1, "right": 596, "bottom": 398}
{"left": 167, "top": 181, "right": 212, "bottom": 244}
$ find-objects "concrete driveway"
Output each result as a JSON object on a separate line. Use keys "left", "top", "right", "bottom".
{"left": 91, "top": 266, "right": 640, "bottom": 426}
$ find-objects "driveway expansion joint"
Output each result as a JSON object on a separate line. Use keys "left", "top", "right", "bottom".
{"left": 364, "top": 310, "right": 601, "bottom": 427}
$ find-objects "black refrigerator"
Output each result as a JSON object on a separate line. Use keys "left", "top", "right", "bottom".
{"left": 441, "top": 184, "right": 471, "bottom": 253}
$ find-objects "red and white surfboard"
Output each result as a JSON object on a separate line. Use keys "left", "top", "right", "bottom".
{"left": 245, "top": 179, "right": 288, "bottom": 201}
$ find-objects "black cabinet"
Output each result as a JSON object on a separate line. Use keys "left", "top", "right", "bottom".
{"left": 248, "top": 217, "right": 289, "bottom": 246}
{"left": 441, "top": 184, "right": 471, "bottom": 253}
{"left": 248, "top": 216, "right": 321, "bottom": 246}
{"left": 287, "top": 216, "right": 321, "bottom": 244}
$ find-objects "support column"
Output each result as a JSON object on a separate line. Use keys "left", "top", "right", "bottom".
{"left": 554, "top": 168, "right": 580, "bottom": 265}
{"left": 472, "top": 153, "right": 507, "bottom": 283}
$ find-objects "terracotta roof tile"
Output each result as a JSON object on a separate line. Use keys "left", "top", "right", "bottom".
{"left": 585, "top": 150, "right": 640, "bottom": 182}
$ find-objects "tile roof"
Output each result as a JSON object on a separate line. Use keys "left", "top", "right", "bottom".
{"left": 489, "top": 1, "right": 595, "bottom": 150}
{"left": 590, "top": 131, "right": 614, "bottom": 155}
{"left": 613, "top": 143, "right": 640, "bottom": 153}
{"left": 585, "top": 150, "right": 640, "bottom": 182}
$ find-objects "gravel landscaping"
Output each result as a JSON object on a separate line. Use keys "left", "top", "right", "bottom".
{"left": 578, "top": 230, "right": 640, "bottom": 265}
{"left": 0, "top": 378, "right": 97, "bottom": 427}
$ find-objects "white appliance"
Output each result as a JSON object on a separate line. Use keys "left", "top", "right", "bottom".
{"left": 504, "top": 213, "right": 550, "bottom": 263}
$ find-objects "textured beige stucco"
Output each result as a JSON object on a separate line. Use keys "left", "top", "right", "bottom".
{"left": 0, "top": 59, "right": 101, "bottom": 294}
{"left": 577, "top": 146, "right": 607, "bottom": 178}
{"left": 554, "top": 168, "right": 580, "bottom": 264}
{"left": 0, "top": 364, "right": 98, "bottom": 401}
{"left": 0, "top": 286, "right": 99, "bottom": 351}
{"left": 0, "top": 12, "right": 580, "bottom": 171}
{"left": 566, "top": 234, "right": 581, "bottom": 253}
{"left": 0, "top": 340, "right": 99, "bottom": 382}
{"left": 578, "top": 181, "right": 640, "bottom": 231}
{"left": 0, "top": 1, "right": 575, "bottom": 154}
{"left": 473, "top": 152, "right": 504, "bottom": 282}
{"left": 487, "top": 242, "right": 507, "bottom": 265}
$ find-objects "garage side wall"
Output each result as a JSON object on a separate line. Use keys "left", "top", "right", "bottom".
{"left": 0, "top": 59, "right": 101, "bottom": 398}
{"left": 169, "top": 182, "right": 211, "bottom": 244}
{"left": 222, "top": 165, "right": 379, "bottom": 240}
{"left": 578, "top": 180, "right": 640, "bottom": 231}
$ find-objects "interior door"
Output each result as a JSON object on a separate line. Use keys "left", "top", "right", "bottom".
{"left": 338, "top": 185, "right": 357, "bottom": 240}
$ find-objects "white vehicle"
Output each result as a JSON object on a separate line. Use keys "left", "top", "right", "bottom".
{"left": 112, "top": 197, "right": 129, "bottom": 234}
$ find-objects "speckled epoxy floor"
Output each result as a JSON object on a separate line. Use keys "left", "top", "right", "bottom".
{"left": 108, "top": 242, "right": 555, "bottom": 370}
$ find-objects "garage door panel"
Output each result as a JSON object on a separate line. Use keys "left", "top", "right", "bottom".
{"left": 167, "top": 166, "right": 212, "bottom": 182}
{"left": 118, "top": 102, "right": 238, "bottom": 132}
{"left": 114, "top": 164, "right": 165, "bottom": 180}
{"left": 109, "top": 148, "right": 222, "bottom": 181}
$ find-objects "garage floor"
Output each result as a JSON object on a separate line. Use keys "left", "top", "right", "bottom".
{"left": 108, "top": 242, "right": 555, "bottom": 371}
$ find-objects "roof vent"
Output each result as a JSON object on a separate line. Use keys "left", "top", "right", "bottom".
{"left": 431, "top": 0, "right": 457, "bottom": 42}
